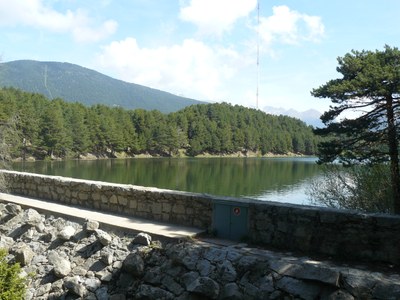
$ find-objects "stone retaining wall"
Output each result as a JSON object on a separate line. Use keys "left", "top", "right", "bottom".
{"left": 0, "top": 170, "right": 213, "bottom": 229}
{"left": 2, "top": 170, "right": 400, "bottom": 265}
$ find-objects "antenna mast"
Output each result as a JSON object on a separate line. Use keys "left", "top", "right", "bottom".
{"left": 256, "top": 0, "right": 260, "bottom": 109}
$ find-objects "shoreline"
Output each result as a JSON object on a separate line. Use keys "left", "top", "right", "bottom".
{"left": 14, "top": 150, "right": 312, "bottom": 162}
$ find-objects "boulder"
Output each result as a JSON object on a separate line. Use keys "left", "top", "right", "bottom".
{"left": 0, "top": 236, "right": 14, "bottom": 250}
{"left": 14, "top": 244, "right": 35, "bottom": 266}
{"left": 64, "top": 276, "right": 87, "bottom": 298}
{"left": 136, "top": 284, "right": 175, "bottom": 300}
{"left": 95, "top": 286, "right": 109, "bottom": 300}
{"left": 23, "top": 209, "right": 42, "bottom": 226}
{"left": 220, "top": 282, "right": 243, "bottom": 300}
{"left": 96, "top": 229, "right": 112, "bottom": 246}
{"left": 84, "top": 220, "right": 100, "bottom": 232}
{"left": 101, "top": 248, "right": 114, "bottom": 265}
{"left": 5, "top": 203, "right": 22, "bottom": 216}
{"left": 187, "top": 276, "right": 220, "bottom": 299}
{"left": 85, "top": 277, "right": 102, "bottom": 292}
{"left": 123, "top": 253, "right": 145, "bottom": 277}
{"left": 49, "top": 252, "right": 71, "bottom": 278}
{"left": 58, "top": 225, "right": 76, "bottom": 241}
{"left": 217, "top": 260, "right": 237, "bottom": 282}
{"left": 133, "top": 232, "right": 152, "bottom": 246}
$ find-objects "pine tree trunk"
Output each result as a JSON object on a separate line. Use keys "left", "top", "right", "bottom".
{"left": 386, "top": 96, "right": 400, "bottom": 214}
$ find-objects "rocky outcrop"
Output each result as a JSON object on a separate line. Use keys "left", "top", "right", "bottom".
{"left": 0, "top": 202, "right": 399, "bottom": 299}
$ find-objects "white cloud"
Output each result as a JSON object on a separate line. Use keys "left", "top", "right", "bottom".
{"left": 0, "top": 0, "right": 117, "bottom": 42}
{"left": 97, "top": 37, "right": 241, "bottom": 100}
{"left": 259, "top": 6, "right": 325, "bottom": 46}
{"left": 180, "top": 0, "right": 257, "bottom": 36}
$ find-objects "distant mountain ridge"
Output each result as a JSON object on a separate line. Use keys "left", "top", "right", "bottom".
{"left": 0, "top": 60, "right": 206, "bottom": 113}
{"left": 263, "top": 106, "right": 323, "bottom": 128}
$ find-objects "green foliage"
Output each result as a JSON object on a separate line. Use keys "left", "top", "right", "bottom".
{"left": 307, "top": 164, "right": 394, "bottom": 213}
{"left": 0, "top": 60, "right": 204, "bottom": 113}
{"left": 0, "top": 88, "right": 319, "bottom": 159}
{"left": 311, "top": 45, "right": 400, "bottom": 213}
{"left": 0, "top": 249, "right": 28, "bottom": 300}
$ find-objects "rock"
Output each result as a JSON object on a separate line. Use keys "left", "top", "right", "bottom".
{"left": 217, "top": 260, "right": 237, "bottom": 282}
{"left": 5, "top": 203, "right": 22, "bottom": 216}
{"left": 34, "top": 283, "right": 51, "bottom": 297}
{"left": 35, "top": 222, "right": 45, "bottom": 233}
{"left": 272, "top": 260, "right": 340, "bottom": 287}
{"left": 133, "top": 232, "right": 152, "bottom": 246}
{"left": 276, "top": 276, "right": 322, "bottom": 300}
{"left": 84, "top": 220, "right": 99, "bottom": 232}
{"left": 136, "top": 284, "right": 175, "bottom": 300}
{"left": 95, "top": 286, "right": 109, "bottom": 300}
{"left": 220, "top": 282, "right": 243, "bottom": 300}
{"left": 143, "top": 268, "right": 162, "bottom": 285}
{"left": 341, "top": 269, "right": 377, "bottom": 298}
{"left": 58, "top": 225, "right": 76, "bottom": 241}
{"left": 204, "top": 247, "right": 227, "bottom": 262}
{"left": 96, "top": 229, "right": 112, "bottom": 246}
{"left": 51, "top": 279, "right": 64, "bottom": 294}
{"left": 123, "top": 253, "right": 145, "bottom": 277}
{"left": 101, "top": 248, "right": 114, "bottom": 265}
{"left": 117, "top": 272, "right": 135, "bottom": 291}
{"left": 14, "top": 244, "right": 35, "bottom": 266}
{"left": 49, "top": 252, "right": 71, "bottom": 278}
{"left": 237, "top": 255, "right": 258, "bottom": 271}
{"left": 23, "top": 208, "right": 42, "bottom": 226}
{"left": 64, "top": 276, "right": 87, "bottom": 297}
{"left": 196, "top": 259, "right": 214, "bottom": 276}
{"left": 85, "top": 277, "right": 102, "bottom": 292}
{"left": 5, "top": 203, "right": 22, "bottom": 215}
{"left": 182, "top": 271, "right": 200, "bottom": 289}
{"left": 161, "top": 274, "right": 184, "bottom": 295}
{"left": 72, "top": 265, "right": 87, "bottom": 276}
{"left": 0, "top": 236, "right": 14, "bottom": 250}
{"left": 96, "top": 270, "right": 113, "bottom": 282}
{"left": 25, "top": 288, "right": 34, "bottom": 300}
{"left": 187, "top": 276, "right": 220, "bottom": 299}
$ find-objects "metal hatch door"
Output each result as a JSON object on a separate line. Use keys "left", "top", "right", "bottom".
{"left": 213, "top": 201, "right": 248, "bottom": 241}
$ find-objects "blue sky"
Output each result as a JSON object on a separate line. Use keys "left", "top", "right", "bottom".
{"left": 1, "top": 0, "right": 399, "bottom": 113}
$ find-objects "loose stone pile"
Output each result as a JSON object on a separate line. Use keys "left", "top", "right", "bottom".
{"left": 0, "top": 202, "right": 399, "bottom": 299}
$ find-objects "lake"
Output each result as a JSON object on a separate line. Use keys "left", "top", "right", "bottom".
{"left": 11, "top": 157, "right": 323, "bottom": 206}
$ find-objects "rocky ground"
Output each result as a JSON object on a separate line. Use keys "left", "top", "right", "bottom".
{"left": 0, "top": 202, "right": 399, "bottom": 299}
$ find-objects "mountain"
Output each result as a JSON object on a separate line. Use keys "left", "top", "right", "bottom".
{"left": 0, "top": 60, "right": 206, "bottom": 113}
{"left": 263, "top": 106, "right": 323, "bottom": 128}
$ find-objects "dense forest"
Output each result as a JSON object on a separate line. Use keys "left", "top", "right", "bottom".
{"left": 0, "top": 87, "right": 319, "bottom": 159}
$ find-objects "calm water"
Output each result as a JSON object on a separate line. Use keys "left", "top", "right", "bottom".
{"left": 11, "top": 157, "right": 322, "bottom": 206}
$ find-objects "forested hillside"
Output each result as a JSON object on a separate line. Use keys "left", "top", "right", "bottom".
{"left": 0, "top": 60, "right": 205, "bottom": 113}
{"left": 0, "top": 88, "right": 319, "bottom": 159}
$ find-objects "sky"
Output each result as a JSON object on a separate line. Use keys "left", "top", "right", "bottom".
{"left": 0, "top": 0, "right": 399, "bottom": 114}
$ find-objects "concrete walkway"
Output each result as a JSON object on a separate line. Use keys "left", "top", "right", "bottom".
{"left": 0, "top": 193, "right": 204, "bottom": 240}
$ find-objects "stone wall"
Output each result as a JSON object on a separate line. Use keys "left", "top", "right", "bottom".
{"left": 0, "top": 170, "right": 212, "bottom": 229}
{"left": 2, "top": 170, "right": 400, "bottom": 265}
{"left": 248, "top": 202, "right": 400, "bottom": 264}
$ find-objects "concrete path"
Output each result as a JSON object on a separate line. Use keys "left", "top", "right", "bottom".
{"left": 0, "top": 193, "right": 204, "bottom": 240}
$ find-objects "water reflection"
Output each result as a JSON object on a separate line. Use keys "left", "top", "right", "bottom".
{"left": 12, "top": 157, "right": 322, "bottom": 205}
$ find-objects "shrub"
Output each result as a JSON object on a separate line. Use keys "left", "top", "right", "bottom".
{"left": 307, "top": 164, "right": 394, "bottom": 213}
{"left": 0, "top": 249, "right": 28, "bottom": 300}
